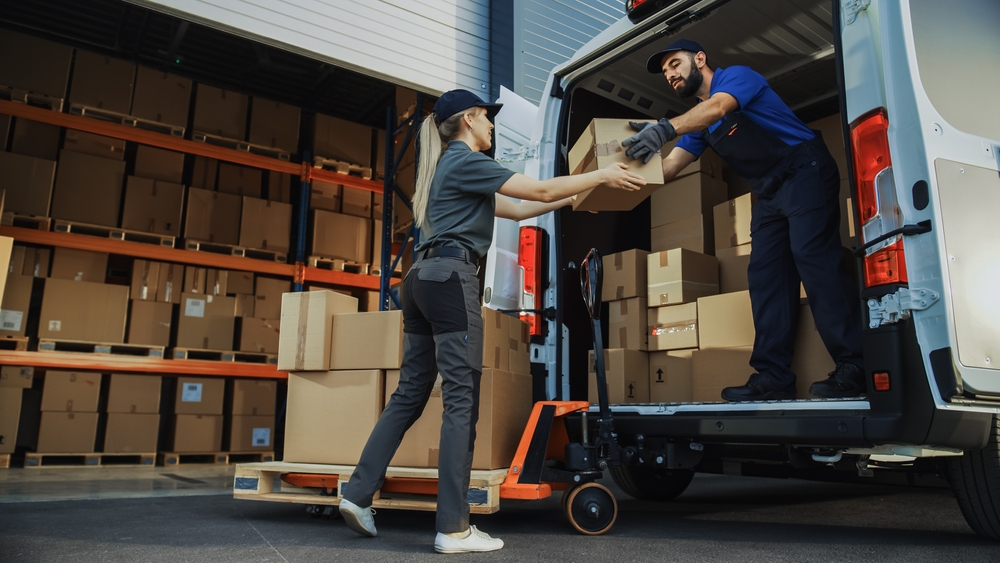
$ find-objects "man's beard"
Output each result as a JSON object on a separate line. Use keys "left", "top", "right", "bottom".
{"left": 674, "top": 60, "right": 703, "bottom": 98}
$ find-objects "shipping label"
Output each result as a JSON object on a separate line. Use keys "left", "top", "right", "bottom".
{"left": 181, "top": 382, "right": 203, "bottom": 402}
{"left": 0, "top": 310, "right": 23, "bottom": 332}
{"left": 185, "top": 298, "right": 206, "bottom": 318}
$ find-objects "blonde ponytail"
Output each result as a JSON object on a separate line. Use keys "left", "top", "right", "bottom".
{"left": 412, "top": 109, "right": 477, "bottom": 229}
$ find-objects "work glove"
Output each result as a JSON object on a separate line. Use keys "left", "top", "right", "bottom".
{"left": 622, "top": 119, "right": 677, "bottom": 164}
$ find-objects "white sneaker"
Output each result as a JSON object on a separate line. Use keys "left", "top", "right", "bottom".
{"left": 339, "top": 499, "right": 377, "bottom": 537}
{"left": 434, "top": 525, "right": 504, "bottom": 554}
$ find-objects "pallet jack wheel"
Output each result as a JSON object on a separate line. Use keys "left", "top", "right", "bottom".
{"left": 565, "top": 483, "right": 618, "bottom": 535}
{"left": 561, "top": 486, "right": 577, "bottom": 518}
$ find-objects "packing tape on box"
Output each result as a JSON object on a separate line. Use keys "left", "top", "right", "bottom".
{"left": 649, "top": 280, "right": 720, "bottom": 306}
{"left": 614, "top": 253, "right": 623, "bottom": 270}
{"left": 140, "top": 261, "right": 153, "bottom": 300}
{"left": 295, "top": 293, "right": 311, "bottom": 369}
{"left": 594, "top": 140, "right": 622, "bottom": 157}
{"left": 619, "top": 300, "right": 629, "bottom": 315}
{"left": 588, "top": 350, "right": 613, "bottom": 373}
{"left": 616, "top": 286, "right": 625, "bottom": 300}
{"left": 649, "top": 320, "right": 697, "bottom": 336}
{"left": 619, "top": 327, "right": 628, "bottom": 349}
{"left": 659, "top": 252, "right": 670, "bottom": 267}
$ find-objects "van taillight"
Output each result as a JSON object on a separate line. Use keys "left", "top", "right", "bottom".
{"left": 850, "top": 108, "right": 907, "bottom": 287}
{"left": 518, "top": 226, "right": 543, "bottom": 337}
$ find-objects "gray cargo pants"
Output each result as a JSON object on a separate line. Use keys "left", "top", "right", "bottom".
{"left": 340, "top": 254, "right": 484, "bottom": 533}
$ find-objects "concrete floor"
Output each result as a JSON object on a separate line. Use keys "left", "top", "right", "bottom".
{"left": 0, "top": 464, "right": 235, "bottom": 503}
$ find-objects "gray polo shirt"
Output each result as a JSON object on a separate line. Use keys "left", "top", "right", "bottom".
{"left": 415, "top": 140, "right": 515, "bottom": 260}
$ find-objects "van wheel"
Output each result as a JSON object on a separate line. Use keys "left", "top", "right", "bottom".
{"left": 610, "top": 465, "right": 694, "bottom": 502}
{"left": 947, "top": 417, "right": 1000, "bottom": 540}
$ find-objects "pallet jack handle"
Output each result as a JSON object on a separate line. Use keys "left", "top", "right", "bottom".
{"left": 580, "top": 249, "right": 620, "bottom": 468}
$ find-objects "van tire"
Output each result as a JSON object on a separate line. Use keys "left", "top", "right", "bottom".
{"left": 610, "top": 465, "right": 694, "bottom": 502}
{"left": 947, "top": 417, "right": 1000, "bottom": 540}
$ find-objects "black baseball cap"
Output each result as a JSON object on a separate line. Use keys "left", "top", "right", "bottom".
{"left": 645, "top": 39, "right": 705, "bottom": 73}
{"left": 432, "top": 89, "right": 503, "bottom": 122}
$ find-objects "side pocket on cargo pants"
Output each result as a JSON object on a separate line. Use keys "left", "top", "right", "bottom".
{"left": 460, "top": 272, "right": 484, "bottom": 371}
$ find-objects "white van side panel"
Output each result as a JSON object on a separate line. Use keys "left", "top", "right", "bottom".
{"left": 126, "top": 0, "right": 492, "bottom": 95}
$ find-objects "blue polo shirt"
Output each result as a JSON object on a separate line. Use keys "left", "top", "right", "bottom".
{"left": 676, "top": 66, "right": 815, "bottom": 158}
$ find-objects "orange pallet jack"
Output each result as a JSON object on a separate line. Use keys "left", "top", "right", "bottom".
{"left": 243, "top": 249, "right": 621, "bottom": 534}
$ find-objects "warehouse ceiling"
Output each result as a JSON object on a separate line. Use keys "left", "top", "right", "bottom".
{"left": 0, "top": 0, "right": 400, "bottom": 129}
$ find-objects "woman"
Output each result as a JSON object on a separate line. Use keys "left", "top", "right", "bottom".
{"left": 339, "top": 89, "right": 644, "bottom": 553}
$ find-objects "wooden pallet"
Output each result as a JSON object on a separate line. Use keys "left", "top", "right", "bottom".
{"left": 38, "top": 339, "right": 166, "bottom": 358}
{"left": 313, "top": 156, "right": 373, "bottom": 180}
{"left": 183, "top": 239, "right": 287, "bottom": 263}
{"left": 307, "top": 256, "right": 370, "bottom": 275}
{"left": 234, "top": 462, "right": 506, "bottom": 514}
{"left": 0, "top": 454, "right": 10, "bottom": 469}
{"left": 172, "top": 348, "right": 278, "bottom": 365}
{"left": 1, "top": 212, "right": 51, "bottom": 231}
{"left": 23, "top": 452, "right": 157, "bottom": 468}
{"left": 0, "top": 336, "right": 29, "bottom": 352}
{"left": 191, "top": 131, "right": 291, "bottom": 161}
{"left": 53, "top": 219, "right": 176, "bottom": 248}
{"left": 0, "top": 84, "right": 64, "bottom": 111}
{"left": 68, "top": 103, "right": 185, "bottom": 137}
{"left": 162, "top": 451, "right": 275, "bottom": 466}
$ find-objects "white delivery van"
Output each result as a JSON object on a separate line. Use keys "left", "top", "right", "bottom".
{"left": 486, "top": 0, "right": 1000, "bottom": 539}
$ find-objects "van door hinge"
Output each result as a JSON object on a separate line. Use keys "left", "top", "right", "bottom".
{"left": 843, "top": 0, "right": 871, "bottom": 25}
{"left": 868, "top": 287, "right": 940, "bottom": 328}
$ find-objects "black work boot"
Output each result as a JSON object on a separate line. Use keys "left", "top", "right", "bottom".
{"left": 721, "top": 373, "right": 798, "bottom": 402}
{"left": 809, "top": 362, "right": 867, "bottom": 398}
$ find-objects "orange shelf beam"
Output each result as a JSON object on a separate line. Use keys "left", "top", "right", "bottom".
{"left": 0, "top": 351, "right": 287, "bottom": 379}
{"left": 310, "top": 168, "right": 385, "bottom": 194}
{"left": 0, "top": 226, "right": 297, "bottom": 277}
{"left": 301, "top": 267, "right": 382, "bottom": 290}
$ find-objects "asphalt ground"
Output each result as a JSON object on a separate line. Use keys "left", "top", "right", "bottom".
{"left": 2, "top": 473, "right": 998, "bottom": 562}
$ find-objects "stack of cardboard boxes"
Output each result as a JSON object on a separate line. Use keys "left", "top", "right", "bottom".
{"left": 36, "top": 371, "right": 102, "bottom": 453}
{"left": 227, "top": 380, "right": 277, "bottom": 453}
{"left": 278, "top": 290, "right": 535, "bottom": 470}
{"left": 170, "top": 377, "right": 225, "bottom": 453}
{"left": 104, "top": 374, "right": 161, "bottom": 453}
{"left": 0, "top": 367, "right": 33, "bottom": 457}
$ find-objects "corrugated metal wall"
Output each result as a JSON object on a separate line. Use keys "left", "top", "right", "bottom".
{"left": 514, "top": 0, "right": 620, "bottom": 104}
{"left": 128, "top": 0, "right": 494, "bottom": 96}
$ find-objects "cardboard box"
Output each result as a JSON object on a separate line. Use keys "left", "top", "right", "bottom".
{"left": 692, "top": 346, "right": 753, "bottom": 402}
{"left": 651, "top": 214, "right": 713, "bottom": 254}
{"left": 156, "top": 262, "right": 184, "bottom": 304}
{"left": 267, "top": 170, "right": 293, "bottom": 204}
{"left": 133, "top": 145, "right": 185, "bottom": 184}
{"left": 0, "top": 366, "right": 34, "bottom": 389}
{"left": 647, "top": 248, "right": 719, "bottom": 307}
{"left": 359, "top": 290, "right": 381, "bottom": 312}
{"left": 384, "top": 368, "right": 533, "bottom": 469}
{"left": 39, "top": 279, "right": 129, "bottom": 343}
{"left": 229, "top": 415, "right": 275, "bottom": 451}
{"left": 283, "top": 370, "right": 384, "bottom": 465}
{"left": 1, "top": 275, "right": 33, "bottom": 337}
{"left": 51, "top": 149, "right": 125, "bottom": 227}
{"left": 36, "top": 412, "right": 99, "bottom": 453}
{"left": 603, "top": 249, "right": 648, "bottom": 302}
{"left": 41, "top": 371, "right": 102, "bottom": 412}
{"left": 588, "top": 349, "right": 650, "bottom": 404}
{"left": 278, "top": 290, "right": 358, "bottom": 371}
{"left": 50, "top": 247, "right": 108, "bottom": 283}
{"left": 697, "top": 291, "right": 754, "bottom": 349}
{"left": 23, "top": 247, "right": 51, "bottom": 278}
{"left": 311, "top": 209, "right": 372, "bottom": 263}
{"left": 239, "top": 317, "right": 280, "bottom": 354}
{"left": 193, "top": 84, "right": 248, "bottom": 140}
{"left": 482, "top": 307, "right": 531, "bottom": 373}
{"left": 70, "top": 50, "right": 135, "bottom": 114}
{"left": 239, "top": 197, "right": 292, "bottom": 253}
{"left": 63, "top": 130, "right": 126, "bottom": 160}
{"left": 191, "top": 156, "right": 219, "bottom": 190}
{"left": 104, "top": 413, "right": 160, "bottom": 453}
{"left": 174, "top": 377, "right": 225, "bottom": 415}
{"left": 131, "top": 260, "right": 160, "bottom": 301}
{"left": 0, "top": 152, "right": 56, "bottom": 217}
{"left": 717, "top": 243, "right": 751, "bottom": 294}
{"left": 176, "top": 293, "right": 236, "bottom": 351}
{"left": 714, "top": 194, "right": 755, "bottom": 251}
{"left": 508, "top": 314, "right": 531, "bottom": 376}
{"left": 183, "top": 268, "right": 228, "bottom": 296}
{"left": 840, "top": 181, "right": 856, "bottom": 249}
{"left": 0, "top": 238, "right": 11, "bottom": 301}
{"left": 330, "top": 311, "right": 403, "bottom": 370}
{"left": 791, "top": 304, "right": 836, "bottom": 399}
{"left": 127, "top": 300, "right": 173, "bottom": 347}
{"left": 650, "top": 172, "right": 728, "bottom": 228}
{"left": 313, "top": 114, "right": 372, "bottom": 166}
{"left": 569, "top": 118, "right": 665, "bottom": 212}
{"left": 310, "top": 180, "right": 342, "bottom": 212}
{"left": 231, "top": 379, "right": 276, "bottom": 416}
{"left": 648, "top": 302, "right": 698, "bottom": 351}
{"left": 122, "top": 176, "right": 184, "bottom": 237}
{"left": 649, "top": 349, "right": 694, "bottom": 403}
{"left": 227, "top": 271, "right": 255, "bottom": 295}
{"left": 0, "top": 388, "right": 22, "bottom": 454}
{"left": 11, "top": 118, "right": 60, "bottom": 161}
{"left": 8, "top": 246, "right": 26, "bottom": 277}
{"left": 341, "top": 187, "right": 372, "bottom": 218}
{"left": 235, "top": 294, "right": 255, "bottom": 317}
{"left": 107, "top": 374, "right": 161, "bottom": 414}
{"left": 131, "top": 66, "right": 192, "bottom": 129}
{"left": 249, "top": 97, "right": 300, "bottom": 152}
{"left": 661, "top": 139, "right": 726, "bottom": 180}
{"left": 218, "top": 163, "right": 262, "bottom": 198}
{"left": 0, "top": 30, "right": 73, "bottom": 99}
{"left": 184, "top": 187, "right": 242, "bottom": 245}
{"left": 172, "top": 414, "right": 223, "bottom": 452}
{"left": 609, "top": 297, "right": 647, "bottom": 351}
{"left": 254, "top": 277, "right": 290, "bottom": 320}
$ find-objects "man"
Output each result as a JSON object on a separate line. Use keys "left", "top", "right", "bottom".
{"left": 623, "top": 39, "right": 865, "bottom": 401}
